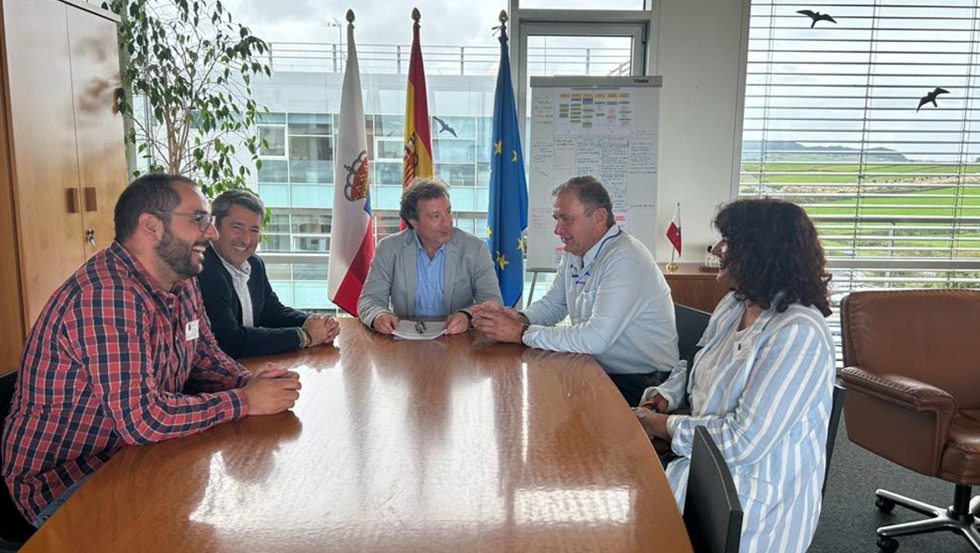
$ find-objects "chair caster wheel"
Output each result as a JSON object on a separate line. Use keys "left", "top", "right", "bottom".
{"left": 875, "top": 497, "right": 896, "bottom": 513}
{"left": 877, "top": 537, "right": 899, "bottom": 553}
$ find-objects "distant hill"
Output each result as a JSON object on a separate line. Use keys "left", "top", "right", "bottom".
{"left": 742, "top": 141, "right": 908, "bottom": 162}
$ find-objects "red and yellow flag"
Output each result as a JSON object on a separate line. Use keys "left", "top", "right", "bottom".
{"left": 401, "top": 9, "right": 433, "bottom": 229}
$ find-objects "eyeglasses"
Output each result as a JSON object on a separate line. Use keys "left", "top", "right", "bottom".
{"left": 155, "top": 211, "right": 215, "bottom": 232}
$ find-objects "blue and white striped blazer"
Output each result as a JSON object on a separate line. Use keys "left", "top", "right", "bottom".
{"left": 647, "top": 292, "right": 835, "bottom": 553}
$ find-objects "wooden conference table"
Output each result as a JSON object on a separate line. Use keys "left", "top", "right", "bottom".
{"left": 21, "top": 319, "right": 693, "bottom": 553}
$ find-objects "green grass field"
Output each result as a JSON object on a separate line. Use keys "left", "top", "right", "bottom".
{"left": 739, "top": 162, "right": 980, "bottom": 259}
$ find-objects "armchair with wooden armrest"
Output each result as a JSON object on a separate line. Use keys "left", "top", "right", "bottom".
{"left": 840, "top": 289, "right": 980, "bottom": 553}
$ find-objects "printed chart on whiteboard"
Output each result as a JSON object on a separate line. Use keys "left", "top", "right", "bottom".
{"left": 526, "top": 76, "right": 662, "bottom": 271}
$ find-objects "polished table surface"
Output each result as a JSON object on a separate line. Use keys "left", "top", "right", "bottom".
{"left": 21, "top": 319, "right": 693, "bottom": 553}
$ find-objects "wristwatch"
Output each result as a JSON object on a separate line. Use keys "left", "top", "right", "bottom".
{"left": 297, "top": 327, "right": 312, "bottom": 348}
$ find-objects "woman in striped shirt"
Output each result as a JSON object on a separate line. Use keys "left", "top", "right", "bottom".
{"left": 634, "top": 198, "right": 835, "bottom": 553}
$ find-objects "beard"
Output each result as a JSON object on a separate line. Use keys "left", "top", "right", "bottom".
{"left": 155, "top": 225, "right": 204, "bottom": 279}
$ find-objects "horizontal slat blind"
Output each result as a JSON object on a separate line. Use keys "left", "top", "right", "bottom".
{"left": 741, "top": 0, "right": 980, "bottom": 353}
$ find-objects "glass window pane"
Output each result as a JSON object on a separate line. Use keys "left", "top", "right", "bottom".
{"left": 375, "top": 115, "right": 404, "bottom": 138}
{"left": 261, "top": 234, "right": 291, "bottom": 251}
{"left": 257, "top": 113, "right": 286, "bottom": 124}
{"left": 435, "top": 163, "right": 476, "bottom": 187}
{"left": 477, "top": 162, "right": 491, "bottom": 186}
{"left": 259, "top": 126, "right": 285, "bottom": 156}
{"left": 477, "top": 117, "right": 492, "bottom": 149}
{"left": 473, "top": 217, "right": 488, "bottom": 239}
{"left": 520, "top": 0, "right": 644, "bottom": 8}
{"left": 266, "top": 263, "right": 291, "bottom": 280}
{"left": 287, "top": 113, "right": 333, "bottom": 135}
{"left": 290, "top": 160, "right": 333, "bottom": 184}
{"left": 376, "top": 140, "right": 403, "bottom": 160}
{"left": 267, "top": 213, "right": 291, "bottom": 233}
{"left": 430, "top": 116, "right": 476, "bottom": 140}
{"left": 374, "top": 213, "right": 402, "bottom": 242}
{"left": 292, "top": 214, "right": 331, "bottom": 234}
{"left": 290, "top": 185, "right": 332, "bottom": 208}
{"left": 257, "top": 184, "right": 289, "bottom": 207}
{"left": 257, "top": 160, "right": 288, "bottom": 183}
{"left": 475, "top": 187, "right": 490, "bottom": 212}
{"left": 293, "top": 283, "right": 329, "bottom": 309}
{"left": 432, "top": 140, "right": 476, "bottom": 163}
{"left": 289, "top": 136, "right": 333, "bottom": 161}
{"left": 294, "top": 236, "right": 329, "bottom": 252}
{"left": 294, "top": 263, "right": 328, "bottom": 280}
{"left": 526, "top": 35, "right": 634, "bottom": 78}
{"left": 290, "top": 188, "right": 333, "bottom": 209}
{"left": 449, "top": 186, "right": 475, "bottom": 212}
{"left": 374, "top": 162, "right": 402, "bottom": 185}
{"left": 270, "top": 282, "right": 293, "bottom": 305}
{"left": 374, "top": 185, "right": 402, "bottom": 210}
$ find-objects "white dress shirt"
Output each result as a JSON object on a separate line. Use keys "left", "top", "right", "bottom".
{"left": 218, "top": 254, "right": 254, "bottom": 328}
{"left": 521, "top": 224, "right": 679, "bottom": 375}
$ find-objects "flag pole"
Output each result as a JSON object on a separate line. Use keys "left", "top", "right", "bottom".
{"left": 665, "top": 202, "right": 680, "bottom": 273}
{"left": 666, "top": 248, "right": 678, "bottom": 273}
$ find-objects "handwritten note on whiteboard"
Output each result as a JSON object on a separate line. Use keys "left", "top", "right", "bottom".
{"left": 527, "top": 76, "right": 662, "bottom": 271}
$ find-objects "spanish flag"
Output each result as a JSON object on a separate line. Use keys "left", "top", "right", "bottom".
{"left": 401, "top": 8, "right": 433, "bottom": 229}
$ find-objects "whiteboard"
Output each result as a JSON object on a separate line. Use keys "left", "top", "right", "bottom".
{"left": 526, "top": 76, "right": 662, "bottom": 271}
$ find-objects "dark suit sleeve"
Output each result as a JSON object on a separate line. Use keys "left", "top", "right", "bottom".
{"left": 198, "top": 251, "right": 306, "bottom": 359}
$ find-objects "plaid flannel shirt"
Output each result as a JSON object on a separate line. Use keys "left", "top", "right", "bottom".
{"left": 2, "top": 242, "right": 251, "bottom": 522}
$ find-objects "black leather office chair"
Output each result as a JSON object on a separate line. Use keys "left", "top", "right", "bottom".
{"left": 0, "top": 371, "right": 35, "bottom": 548}
{"left": 684, "top": 426, "right": 743, "bottom": 553}
{"left": 824, "top": 381, "right": 846, "bottom": 497}
{"left": 674, "top": 304, "right": 711, "bottom": 370}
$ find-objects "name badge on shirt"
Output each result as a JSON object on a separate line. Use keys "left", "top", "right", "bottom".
{"left": 185, "top": 319, "right": 200, "bottom": 341}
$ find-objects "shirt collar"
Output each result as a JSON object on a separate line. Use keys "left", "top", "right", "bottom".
{"left": 215, "top": 247, "right": 251, "bottom": 277}
{"left": 414, "top": 232, "right": 448, "bottom": 259}
{"left": 577, "top": 224, "right": 622, "bottom": 270}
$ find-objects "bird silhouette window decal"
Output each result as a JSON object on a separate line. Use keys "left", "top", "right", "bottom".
{"left": 432, "top": 116, "right": 458, "bottom": 138}
{"left": 797, "top": 10, "right": 837, "bottom": 28}
{"left": 917, "top": 88, "right": 950, "bottom": 112}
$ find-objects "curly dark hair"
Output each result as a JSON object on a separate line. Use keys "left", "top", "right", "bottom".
{"left": 714, "top": 198, "right": 832, "bottom": 317}
{"left": 399, "top": 178, "right": 449, "bottom": 228}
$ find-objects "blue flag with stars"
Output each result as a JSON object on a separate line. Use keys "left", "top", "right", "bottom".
{"left": 486, "top": 23, "right": 528, "bottom": 307}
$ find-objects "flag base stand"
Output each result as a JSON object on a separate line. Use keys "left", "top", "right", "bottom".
{"left": 665, "top": 249, "right": 679, "bottom": 273}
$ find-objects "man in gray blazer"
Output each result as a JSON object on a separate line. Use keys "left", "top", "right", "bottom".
{"left": 358, "top": 178, "right": 503, "bottom": 334}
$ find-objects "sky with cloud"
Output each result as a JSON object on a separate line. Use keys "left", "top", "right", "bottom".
{"left": 220, "top": 0, "right": 648, "bottom": 45}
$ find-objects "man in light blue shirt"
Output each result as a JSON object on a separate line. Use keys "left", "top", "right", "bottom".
{"left": 414, "top": 235, "right": 446, "bottom": 317}
{"left": 358, "top": 179, "right": 503, "bottom": 334}
{"left": 473, "top": 176, "right": 679, "bottom": 405}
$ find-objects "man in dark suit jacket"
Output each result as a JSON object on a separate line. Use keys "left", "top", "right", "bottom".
{"left": 198, "top": 190, "right": 339, "bottom": 358}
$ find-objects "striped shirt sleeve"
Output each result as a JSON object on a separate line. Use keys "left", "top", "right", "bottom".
{"left": 667, "top": 320, "right": 830, "bottom": 466}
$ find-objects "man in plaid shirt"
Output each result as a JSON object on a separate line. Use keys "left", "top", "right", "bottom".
{"left": 2, "top": 174, "right": 302, "bottom": 527}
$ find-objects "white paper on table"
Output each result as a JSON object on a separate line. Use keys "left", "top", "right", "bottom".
{"left": 391, "top": 319, "right": 447, "bottom": 340}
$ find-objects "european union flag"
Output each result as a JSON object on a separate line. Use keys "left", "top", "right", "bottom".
{"left": 486, "top": 22, "right": 528, "bottom": 307}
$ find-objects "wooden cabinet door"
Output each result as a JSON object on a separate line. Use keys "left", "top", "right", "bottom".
{"left": 0, "top": 71, "right": 24, "bottom": 373}
{"left": 3, "top": 0, "right": 85, "bottom": 327}
{"left": 67, "top": 6, "right": 127, "bottom": 257}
